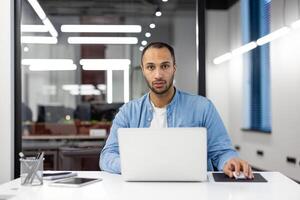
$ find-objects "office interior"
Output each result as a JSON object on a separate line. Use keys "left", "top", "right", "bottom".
{"left": 0, "top": 0, "right": 299, "bottom": 184}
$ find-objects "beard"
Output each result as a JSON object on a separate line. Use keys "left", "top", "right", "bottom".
{"left": 145, "top": 74, "right": 175, "bottom": 95}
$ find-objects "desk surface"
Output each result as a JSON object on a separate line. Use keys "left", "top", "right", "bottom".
{"left": 0, "top": 171, "right": 299, "bottom": 200}
{"left": 22, "top": 135, "right": 106, "bottom": 140}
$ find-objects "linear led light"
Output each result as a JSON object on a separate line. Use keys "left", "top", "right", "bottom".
{"left": 21, "top": 36, "right": 57, "bottom": 44}
{"left": 213, "top": 42, "right": 256, "bottom": 65}
{"left": 107, "top": 70, "right": 113, "bottom": 104}
{"left": 213, "top": 26, "right": 293, "bottom": 65}
{"left": 81, "top": 59, "right": 131, "bottom": 70}
{"left": 29, "top": 64, "right": 77, "bottom": 71}
{"left": 68, "top": 37, "right": 138, "bottom": 44}
{"left": 124, "top": 68, "right": 129, "bottom": 103}
{"left": 70, "top": 89, "right": 101, "bottom": 96}
{"left": 80, "top": 59, "right": 130, "bottom": 103}
{"left": 97, "top": 84, "right": 107, "bottom": 91}
{"left": 61, "top": 25, "right": 142, "bottom": 33}
{"left": 291, "top": 19, "right": 300, "bottom": 29}
{"left": 232, "top": 42, "right": 257, "bottom": 56}
{"left": 22, "top": 59, "right": 73, "bottom": 65}
{"left": 213, "top": 53, "right": 232, "bottom": 65}
{"left": 80, "top": 59, "right": 131, "bottom": 66}
{"left": 82, "top": 65, "right": 130, "bottom": 71}
{"left": 21, "top": 25, "right": 48, "bottom": 32}
{"left": 27, "top": 0, "right": 46, "bottom": 20}
{"left": 43, "top": 18, "right": 58, "bottom": 37}
{"left": 62, "top": 84, "right": 94, "bottom": 91}
{"left": 257, "top": 27, "right": 290, "bottom": 46}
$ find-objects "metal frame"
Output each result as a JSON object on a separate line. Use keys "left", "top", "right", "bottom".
{"left": 14, "top": 0, "right": 22, "bottom": 178}
{"left": 13, "top": 0, "right": 207, "bottom": 177}
{"left": 197, "top": 0, "right": 206, "bottom": 96}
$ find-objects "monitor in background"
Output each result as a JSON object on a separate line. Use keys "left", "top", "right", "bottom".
{"left": 37, "top": 105, "right": 65, "bottom": 123}
{"left": 91, "top": 103, "right": 123, "bottom": 121}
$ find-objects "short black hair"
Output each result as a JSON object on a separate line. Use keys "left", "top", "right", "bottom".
{"left": 141, "top": 42, "right": 176, "bottom": 66}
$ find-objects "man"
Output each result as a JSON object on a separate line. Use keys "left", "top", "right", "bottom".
{"left": 100, "top": 42, "right": 254, "bottom": 179}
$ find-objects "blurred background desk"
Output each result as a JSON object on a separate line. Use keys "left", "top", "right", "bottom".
{"left": 0, "top": 172, "right": 299, "bottom": 200}
{"left": 22, "top": 134, "right": 106, "bottom": 171}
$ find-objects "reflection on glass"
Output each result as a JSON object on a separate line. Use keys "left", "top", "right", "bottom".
{"left": 20, "top": 0, "right": 196, "bottom": 171}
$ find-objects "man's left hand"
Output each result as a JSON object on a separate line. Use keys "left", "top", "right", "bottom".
{"left": 223, "top": 158, "right": 254, "bottom": 179}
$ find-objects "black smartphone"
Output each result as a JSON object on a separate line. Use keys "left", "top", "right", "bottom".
{"left": 43, "top": 172, "right": 72, "bottom": 177}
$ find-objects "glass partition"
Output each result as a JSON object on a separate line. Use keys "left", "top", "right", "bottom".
{"left": 20, "top": 0, "right": 197, "bottom": 171}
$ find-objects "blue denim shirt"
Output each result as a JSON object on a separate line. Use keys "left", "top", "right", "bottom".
{"left": 100, "top": 89, "right": 238, "bottom": 174}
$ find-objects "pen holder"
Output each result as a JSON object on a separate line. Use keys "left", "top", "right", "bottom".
{"left": 20, "top": 155, "right": 44, "bottom": 186}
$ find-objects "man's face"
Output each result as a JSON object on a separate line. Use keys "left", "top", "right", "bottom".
{"left": 141, "top": 47, "right": 176, "bottom": 95}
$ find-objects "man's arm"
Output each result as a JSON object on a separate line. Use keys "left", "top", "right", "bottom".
{"left": 204, "top": 100, "right": 239, "bottom": 171}
{"left": 204, "top": 100, "right": 253, "bottom": 178}
{"left": 100, "top": 107, "right": 128, "bottom": 174}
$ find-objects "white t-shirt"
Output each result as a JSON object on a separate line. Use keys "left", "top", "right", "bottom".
{"left": 150, "top": 101, "right": 168, "bottom": 128}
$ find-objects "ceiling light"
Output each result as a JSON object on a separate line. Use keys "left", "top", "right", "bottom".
{"left": 80, "top": 59, "right": 131, "bottom": 66}
{"left": 162, "top": 0, "right": 168, "bottom": 2}
{"left": 213, "top": 53, "right": 232, "bottom": 65}
{"left": 68, "top": 37, "right": 138, "bottom": 44}
{"left": 23, "top": 47, "right": 29, "bottom": 52}
{"left": 43, "top": 18, "right": 58, "bottom": 37}
{"left": 145, "top": 32, "right": 151, "bottom": 37}
{"left": 139, "top": 46, "right": 144, "bottom": 51}
{"left": 256, "top": 27, "right": 290, "bottom": 46}
{"left": 82, "top": 65, "right": 130, "bottom": 71}
{"left": 231, "top": 42, "right": 257, "bottom": 56}
{"left": 80, "top": 59, "right": 131, "bottom": 71}
{"left": 27, "top": 0, "right": 46, "bottom": 20}
{"left": 141, "top": 40, "right": 147, "bottom": 46}
{"left": 155, "top": 11, "right": 162, "bottom": 17}
{"left": 149, "top": 23, "right": 156, "bottom": 29}
{"left": 291, "top": 19, "right": 300, "bottom": 29}
{"left": 22, "top": 59, "right": 73, "bottom": 65}
{"left": 62, "top": 84, "right": 95, "bottom": 91}
{"left": 107, "top": 70, "right": 113, "bottom": 104}
{"left": 97, "top": 84, "right": 107, "bottom": 91}
{"left": 70, "top": 89, "right": 101, "bottom": 96}
{"left": 21, "top": 25, "right": 48, "bottom": 32}
{"left": 29, "top": 64, "right": 77, "bottom": 71}
{"left": 124, "top": 68, "right": 129, "bottom": 103}
{"left": 61, "top": 25, "right": 142, "bottom": 33}
{"left": 21, "top": 36, "right": 57, "bottom": 44}
{"left": 155, "top": 8, "right": 162, "bottom": 17}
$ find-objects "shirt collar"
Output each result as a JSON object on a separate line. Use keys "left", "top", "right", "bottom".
{"left": 145, "top": 87, "right": 178, "bottom": 111}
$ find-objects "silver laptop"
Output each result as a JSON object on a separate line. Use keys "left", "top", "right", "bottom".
{"left": 118, "top": 128, "right": 207, "bottom": 182}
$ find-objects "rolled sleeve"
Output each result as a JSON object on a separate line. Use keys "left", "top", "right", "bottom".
{"left": 100, "top": 106, "right": 128, "bottom": 174}
{"left": 204, "top": 100, "right": 239, "bottom": 171}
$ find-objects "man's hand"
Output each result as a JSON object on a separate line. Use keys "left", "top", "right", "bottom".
{"left": 223, "top": 158, "right": 254, "bottom": 179}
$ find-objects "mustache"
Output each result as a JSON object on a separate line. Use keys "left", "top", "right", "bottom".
{"left": 152, "top": 79, "right": 166, "bottom": 84}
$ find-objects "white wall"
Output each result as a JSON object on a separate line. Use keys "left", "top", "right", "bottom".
{"left": 0, "top": 0, "right": 14, "bottom": 183}
{"left": 206, "top": 10, "right": 230, "bottom": 129}
{"left": 206, "top": 0, "right": 300, "bottom": 181}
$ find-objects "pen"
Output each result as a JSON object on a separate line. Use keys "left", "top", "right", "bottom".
{"left": 28, "top": 152, "right": 44, "bottom": 184}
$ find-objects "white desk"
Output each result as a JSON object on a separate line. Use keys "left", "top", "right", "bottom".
{"left": 0, "top": 172, "right": 299, "bottom": 200}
